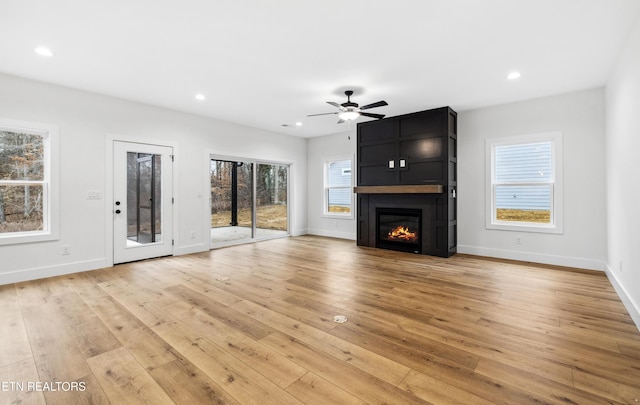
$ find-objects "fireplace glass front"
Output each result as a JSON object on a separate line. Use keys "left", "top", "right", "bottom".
{"left": 376, "top": 208, "right": 422, "bottom": 253}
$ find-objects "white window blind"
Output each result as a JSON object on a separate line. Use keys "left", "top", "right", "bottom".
{"left": 486, "top": 132, "right": 563, "bottom": 234}
{"left": 324, "top": 157, "right": 353, "bottom": 217}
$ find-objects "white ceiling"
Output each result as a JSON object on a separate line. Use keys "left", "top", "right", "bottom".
{"left": 1, "top": 0, "right": 639, "bottom": 138}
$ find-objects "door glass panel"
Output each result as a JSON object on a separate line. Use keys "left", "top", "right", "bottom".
{"left": 255, "top": 163, "right": 288, "bottom": 239}
{"left": 127, "top": 152, "right": 162, "bottom": 246}
{"left": 210, "top": 159, "right": 289, "bottom": 246}
{"left": 210, "top": 160, "right": 253, "bottom": 244}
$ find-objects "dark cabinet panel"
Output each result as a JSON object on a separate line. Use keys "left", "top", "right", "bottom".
{"left": 358, "top": 119, "right": 399, "bottom": 143}
{"left": 400, "top": 110, "right": 445, "bottom": 137}
{"left": 399, "top": 162, "right": 443, "bottom": 184}
{"left": 358, "top": 164, "right": 396, "bottom": 186}
{"left": 399, "top": 137, "right": 443, "bottom": 159}
{"left": 359, "top": 143, "right": 397, "bottom": 163}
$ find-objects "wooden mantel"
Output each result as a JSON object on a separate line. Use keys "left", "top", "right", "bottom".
{"left": 353, "top": 185, "right": 443, "bottom": 194}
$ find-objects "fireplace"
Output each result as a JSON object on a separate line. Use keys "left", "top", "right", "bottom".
{"left": 376, "top": 208, "right": 422, "bottom": 254}
{"left": 355, "top": 106, "right": 457, "bottom": 257}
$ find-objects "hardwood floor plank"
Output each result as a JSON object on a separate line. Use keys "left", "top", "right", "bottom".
{"left": 152, "top": 318, "right": 304, "bottom": 404}
{"left": 475, "top": 357, "right": 625, "bottom": 405}
{"left": 327, "top": 306, "right": 480, "bottom": 371}
{"left": 0, "top": 358, "right": 45, "bottom": 405}
{"left": 164, "top": 300, "right": 308, "bottom": 388}
{"left": 164, "top": 283, "right": 275, "bottom": 340}
{"left": 232, "top": 299, "right": 412, "bottom": 386}
{"left": 19, "top": 295, "right": 94, "bottom": 383}
{"left": 48, "top": 291, "right": 121, "bottom": 358}
{"left": 572, "top": 367, "right": 640, "bottom": 404}
{"left": 326, "top": 310, "right": 552, "bottom": 404}
{"left": 402, "top": 315, "right": 575, "bottom": 387}
{"left": 42, "top": 374, "right": 111, "bottom": 405}
{"left": 284, "top": 372, "right": 368, "bottom": 405}
{"left": 0, "top": 285, "right": 32, "bottom": 368}
{"left": 260, "top": 331, "right": 427, "bottom": 404}
{"left": 474, "top": 317, "right": 640, "bottom": 389}
{"left": 87, "top": 346, "right": 174, "bottom": 405}
{"left": 87, "top": 294, "right": 178, "bottom": 369}
{"left": 148, "top": 358, "right": 241, "bottom": 405}
{"left": 97, "top": 273, "right": 178, "bottom": 328}
{"left": 0, "top": 236, "right": 638, "bottom": 403}
{"left": 618, "top": 340, "right": 640, "bottom": 358}
{"left": 398, "top": 369, "right": 495, "bottom": 405}
{"left": 165, "top": 272, "right": 243, "bottom": 307}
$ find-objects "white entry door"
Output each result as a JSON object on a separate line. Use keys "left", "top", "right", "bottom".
{"left": 113, "top": 141, "right": 173, "bottom": 264}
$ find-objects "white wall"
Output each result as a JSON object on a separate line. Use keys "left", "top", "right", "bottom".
{"left": 605, "top": 15, "right": 640, "bottom": 327}
{"left": 306, "top": 130, "right": 357, "bottom": 240}
{"left": 0, "top": 73, "right": 307, "bottom": 284}
{"left": 457, "top": 88, "right": 607, "bottom": 271}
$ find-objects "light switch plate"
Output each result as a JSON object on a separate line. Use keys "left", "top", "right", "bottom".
{"left": 87, "top": 190, "right": 102, "bottom": 200}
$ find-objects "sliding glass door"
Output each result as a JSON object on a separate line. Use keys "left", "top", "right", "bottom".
{"left": 255, "top": 163, "right": 288, "bottom": 239}
{"left": 210, "top": 158, "right": 289, "bottom": 247}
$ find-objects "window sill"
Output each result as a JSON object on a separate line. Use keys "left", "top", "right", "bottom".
{"left": 486, "top": 221, "right": 563, "bottom": 234}
{"left": 322, "top": 213, "right": 354, "bottom": 220}
{"left": 0, "top": 230, "right": 59, "bottom": 246}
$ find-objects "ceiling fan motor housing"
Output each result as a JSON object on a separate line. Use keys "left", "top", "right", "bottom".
{"left": 342, "top": 90, "right": 359, "bottom": 108}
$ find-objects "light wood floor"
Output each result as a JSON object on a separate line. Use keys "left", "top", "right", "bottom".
{"left": 1, "top": 236, "right": 639, "bottom": 404}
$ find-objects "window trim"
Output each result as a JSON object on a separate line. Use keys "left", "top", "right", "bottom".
{"left": 323, "top": 155, "right": 354, "bottom": 219}
{"left": 485, "top": 131, "right": 563, "bottom": 234}
{"left": 0, "top": 118, "right": 59, "bottom": 245}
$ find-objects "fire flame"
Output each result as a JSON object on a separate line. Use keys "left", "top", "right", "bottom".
{"left": 387, "top": 225, "right": 417, "bottom": 242}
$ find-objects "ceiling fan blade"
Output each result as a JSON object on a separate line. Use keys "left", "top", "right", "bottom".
{"left": 360, "top": 100, "right": 388, "bottom": 110}
{"left": 307, "top": 112, "right": 338, "bottom": 117}
{"left": 327, "top": 101, "right": 341, "bottom": 108}
{"left": 337, "top": 119, "right": 345, "bottom": 124}
{"left": 360, "top": 112, "right": 386, "bottom": 119}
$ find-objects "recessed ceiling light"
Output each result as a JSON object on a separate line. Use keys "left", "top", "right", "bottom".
{"left": 281, "top": 122, "right": 303, "bottom": 128}
{"left": 34, "top": 46, "right": 54, "bottom": 57}
{"left": 195, "top": 93, "right": 206, "bottom": 101}
{"left": 507, "top": 71, "right": 521, "bottom": 80}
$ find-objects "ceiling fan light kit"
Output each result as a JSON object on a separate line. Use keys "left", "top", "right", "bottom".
{"left": 338, "top": 110, "right": 360, "bottom": 121}
{"left": 308, "top": 90, "right": 388, "bottom": 124}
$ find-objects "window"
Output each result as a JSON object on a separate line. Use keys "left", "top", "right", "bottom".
{"left": 486, "top": 132, "right": 563, "bottom": 233}
{"left": 324, "top": 157, "right": 353, "bottom": 217}
{"left": 0, "top": 118, "right": 58, "bottom": 244}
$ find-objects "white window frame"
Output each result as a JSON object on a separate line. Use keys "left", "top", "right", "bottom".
{"left": 0, "top": 118, "right": 59, "bottom": 245}
{"left": 486, "top": 131, "right": 563, "bottom": 234}
{"left": 323, "top": 155, "right": 354, "bottom": 219}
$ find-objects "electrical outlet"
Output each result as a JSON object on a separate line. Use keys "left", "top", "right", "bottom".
{"left": 190, "top": 231, "right": 196, "bottom": 239}
{"left": 62, "top": 245, "right": 71, "bottom": 255}
{"left": 515, "top": 235, "right": 522, "bottom": 245}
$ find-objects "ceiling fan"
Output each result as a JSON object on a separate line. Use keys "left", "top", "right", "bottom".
{"left": 308, "top": 90, "right": 388, "bottom": 124}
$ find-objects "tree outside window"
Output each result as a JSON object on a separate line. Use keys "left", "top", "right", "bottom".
{"left": 0, "top": 119, "right": 57, "bottom": 244}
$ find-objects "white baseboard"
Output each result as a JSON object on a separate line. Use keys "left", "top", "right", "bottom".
{"left": 174, "top": 243, "right": 209, "bottom": 256}
{"left": 457, "top": 245, "right": 606, "bottom": 271}
{"left": 0, "top": 259, "right": 109, "bottom": 286}
{"left": 605, "top": 264, "right": 640, "bottom": 332}
{"left": 306, "top": 228, "right": 356, "bottom": 240}
{"left": 291, "top": 228, "right": 308, "bottom": 237}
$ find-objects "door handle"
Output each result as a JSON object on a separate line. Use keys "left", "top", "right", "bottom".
{"left": 115, "top": 209, "right": 121, "bottom": 214}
